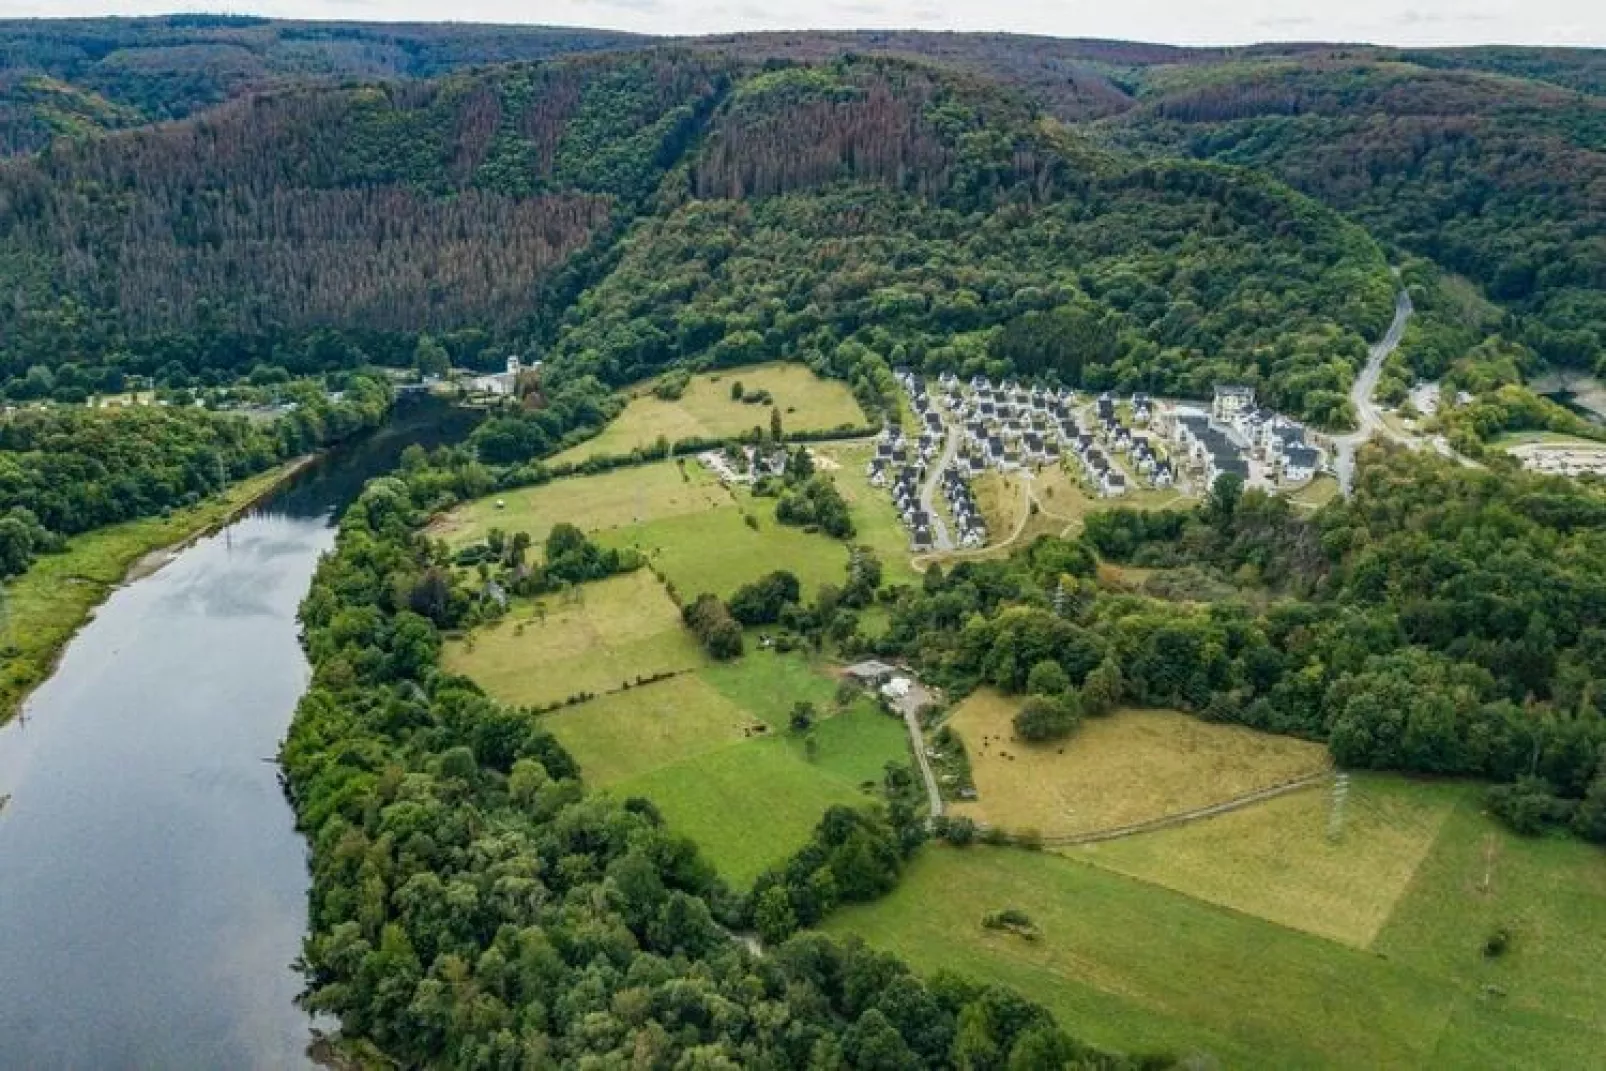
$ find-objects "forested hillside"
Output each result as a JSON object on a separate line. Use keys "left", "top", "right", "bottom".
{"left": 0, "top": 51, "right": 1394, "bottom": 426}
{"left": 1105, "top": 58, "right": 1606, "bottom": 375}
{"left": 0, "top": 52, "right": 729, "bottom": 385}
{"left": 3, "top": 22, "right": 1598, "bottom": 394}
{"left": 0, "top": 15, "right": 644, "bottom": 154}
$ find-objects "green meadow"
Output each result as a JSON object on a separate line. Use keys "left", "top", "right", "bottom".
{"left": 825, "top": 778, "right": 1606, "bottom": 1068}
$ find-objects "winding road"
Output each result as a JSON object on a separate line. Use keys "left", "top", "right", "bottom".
{"left": 1333, "top": 286, "right": 1414, "bottom": 495}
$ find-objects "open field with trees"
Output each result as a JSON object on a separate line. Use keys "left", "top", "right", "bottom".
{"left": 549, "top": 362, "right": 866, "bottom": 464}
{"left": 806, "top": 440, "right": 929, "bottom": 575}
{"left": 611, "top": 701, "right": 908, "bottom": 887}
{"left": 828, "top": 791, "right": 1606, "bottom": 1067}
{"left": 434, "top": 458, "right": 730, "bottom": 548}
{"left": 597, "top": 490, "right": 911, "bottom": 598}
{"left": 526, "top": 650, "right": 911, "bottom": 885}
{"left": 440, "top": 569, "right": 703, "bottom": 709}
{"left": 946, "top": 692, "right": 1330, "bottom": 837}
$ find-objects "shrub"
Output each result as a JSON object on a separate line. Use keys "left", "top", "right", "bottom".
{"left": 1013, "top": 693, "right": 1082, "bottom": 743}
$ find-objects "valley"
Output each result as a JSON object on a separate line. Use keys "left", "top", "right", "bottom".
{"left": 0, "top": 21, "right": 1600, "bottom": 1071}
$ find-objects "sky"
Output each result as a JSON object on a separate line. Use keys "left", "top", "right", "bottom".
{"left": 1, "top": 0, "right": 1601, "bottom": 49}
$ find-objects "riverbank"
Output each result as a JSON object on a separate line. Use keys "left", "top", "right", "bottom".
{"left": 0, "top": 457, "right": 313, "bottom": 724}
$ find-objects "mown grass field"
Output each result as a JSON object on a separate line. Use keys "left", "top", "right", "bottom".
{"left": 549, "top": 363, "right": 865, "bottom": 465}
{"left": 596, "top": 497, "right": 863, "bottom": 600}
{"left": 0, "top": 460, "right": 304, "bottom": 723}
{"left": 1288, "top": 473, "right": 1342, "bottom": 509}
{"left": 435, "top": 458, "right": 730, "bottom": 549}
{"left": 945, "top": 692, "right": 1329, "bottom": 837}
{"left": 574, "top": 652, "right": 910, "bottom": 885}
{"left": 441, "top": 569, "right": 704, "bottom": 709}
{"left": 825, "top": 788, "right": 1606, "bottom": 1068}
{"left": 537, "top": 673, "right": 759, "bottom": 786}
{"left": 1073, "top": 774, "right": 1457, "bottom": 946}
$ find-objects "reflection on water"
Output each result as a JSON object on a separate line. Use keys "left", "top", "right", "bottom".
{"left": 0, "top": 399, "right": 475, "bottom": 1068}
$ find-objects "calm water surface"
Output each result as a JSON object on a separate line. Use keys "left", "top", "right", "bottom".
{"left": 0, "top": 402, "right": 474, "bottom": 1068}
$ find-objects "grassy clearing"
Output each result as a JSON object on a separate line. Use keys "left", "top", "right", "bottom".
{"left": 945, "top": 693, "right": 1329, "bottom": 837}
{"left": 550, "top": 363, "right": 865, "bottom": 465}
{"left": 700, "top": 652, "right": 843, "bottom": 729}
{"left": 435, "top": 459, "right": 729, "bottom": 548}
{"left": 1373, "top": 793, "right": 1606, "bottom": 1062}
{"left": 828, "top": 781, "right": 1606, "bottom": 1068}
{"left": 1287, "top": 473, "right": 1341, "bottom": 509}
{"left": 538, "top": 674, "right": 761, "bottom": 787}
{"left": 1074, "top": 774, "right": 1458, "bottom": 946}
{"left": 0, "top": 461, "right": 304, "bottom": 722}
{"left": 824, "top": 845, "right": 1459, "bottom": 1068}
{"left": 597, "top": 500, "right": 857, "bottom": 600}
{"left": 441, "top": 570, "right": 704, "bottom": 708}
{"left": 612, "top": 737, "right": 877, "bottom": 887}
{"left": 972, "top": 472, "right": 1028, "bottom": 539}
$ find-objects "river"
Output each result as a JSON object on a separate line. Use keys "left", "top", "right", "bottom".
{"left": 0, "top": 399, "right": 476, "bottom": 1069}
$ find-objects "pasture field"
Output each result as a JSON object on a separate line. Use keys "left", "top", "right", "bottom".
{"left": 614, "top": 736, "right": 877, "bottom": 887}
{"left": 600, "top": 656, "right": 910, "bottom": 885}
{"left": 435, "top": 459, "right": 730, "bottom": 548}
{"left": 825, "top": 793, "right": 1606, "bottom": 1068}
{"left": 549, "top": 363, "right": 865, "bottom": 465}
{"left": 824, "top": 844, "right": 1453, "bottom": 1067}
{"left": 441, "top": 570, "right": 704, "bottom": 708}
{"left": 464, "top": 639, "right": 912, "bottom": 886}
{"left": 536, "top": 673, "right": 759, "bottom": 786}
{"left": 945, "top": 692, "right": 1329, "bottom": 837}
{"left": 596, "top": 499, "right": 860, "bottom": 600}
{"left": 1074, "top": 774, "right": 1459, "bottom": 946}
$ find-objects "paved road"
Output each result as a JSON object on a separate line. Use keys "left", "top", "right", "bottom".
{"left": 1334, "top": 287, "right": 1413, "bottom": 495}
{"left": 917, "top": 411, "right": 961, "bottom": 552}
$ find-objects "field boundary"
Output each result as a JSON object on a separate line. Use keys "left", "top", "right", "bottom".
{"left": 1014, "top": 770, "right": 1334, "bottom": 846}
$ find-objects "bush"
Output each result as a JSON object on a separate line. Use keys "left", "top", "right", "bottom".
{"left": 683, "top": 593, "right": 744, "bottom": 660}
{"left": 1013, "top": 693, "right": 1082, "bottom": 743}
{"left": 1487, "top": 776, "right": 1576, "bottom": 836}
{"left": 982, "top": 907, "right": 1042, "bottom": 940}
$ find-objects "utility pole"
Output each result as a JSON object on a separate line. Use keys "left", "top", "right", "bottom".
{"left": 1327, "top": 772, "right": 1351, "bottom": 843}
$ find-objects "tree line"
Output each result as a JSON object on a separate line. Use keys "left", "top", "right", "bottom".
{"left": 0, "top": 373, "right": 391, "bottom": 579}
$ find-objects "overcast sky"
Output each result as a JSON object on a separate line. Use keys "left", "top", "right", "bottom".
{"left": 3, "top": 1, "right": 1601, "bottom": 49}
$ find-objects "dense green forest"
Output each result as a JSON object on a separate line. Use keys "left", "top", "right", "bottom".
{"left": 1105, "top": 58, "right": 1606, "bottom": 376}
{"left": 0, "top": 374, "right": 392, "bottom": 579}
{"left": 282, "top": 445, "right": 1144, "bottom": 1069}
